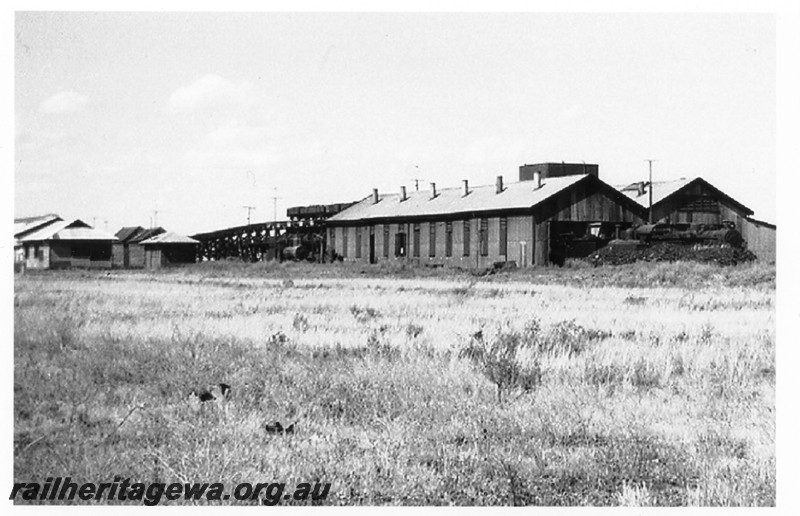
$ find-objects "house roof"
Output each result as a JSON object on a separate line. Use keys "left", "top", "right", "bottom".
{"left": 14, "top": 214, "right": 63, "bottom": 239}
{"left": 328, "top": 174, "right": 605, "bottom": 223}
{"left": 615, "top": 177, "right": 753, "bottom": 215}
{"left": 115, "top": 226, "right": 145, "bottom": 242}
{"left": 139, "top": 231, "right": 199, "bottom": 245}
{"left": 128, "top": 227, "right": 165, "bottom": 244}
{"left": 19, "top": 219, "right": 118, "bottom": 242}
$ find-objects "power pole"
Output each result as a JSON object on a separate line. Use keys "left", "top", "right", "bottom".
{"left": 410, "top": 164, "right": 424, "bottom": 191}
{"left": 243, "top": 205, "right": 256, "bottom": 225}
{"left": 645, "top": 159, "right": 657, "bottom": 224}
{"left": 269, "top": 188, "right": 282, "bottom": 223}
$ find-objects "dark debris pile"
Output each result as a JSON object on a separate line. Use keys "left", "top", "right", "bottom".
{"left": 589, "top": 241, "right": 757, "bottom": 266}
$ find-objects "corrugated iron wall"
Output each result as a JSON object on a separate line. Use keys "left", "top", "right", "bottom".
{"left": 741, "top": 219, "right": 776, "bottom": 263}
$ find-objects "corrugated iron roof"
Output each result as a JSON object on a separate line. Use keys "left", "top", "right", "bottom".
{"left": 328, "top": 174, "right": 587, "bottom": 222}
{"left": 115, "top": 226, "right": 145, "bottom": 242}
{"left": 615, "top": 178, "right": 695, "bottom": 207}
{"left": 53, "top": 227, "right": 119, "bottom": 241}
{"left": 615, "top": 177, "right": 753, "bottom": 215}
{"left": 14, "top": 214, "right": 63, "bottom": 238}
{"left": 129, "top": 227, "right": 165, "bottom": 244}
{"left": 139, "top": 231, "right": 199, "bottom": 245}
{"left": 19, "top": 219, "right": 117, "bottom": 242}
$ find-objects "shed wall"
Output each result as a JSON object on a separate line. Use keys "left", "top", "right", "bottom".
{"left": 129, "top": 244, "right": 146, "bottom": 268}
{"left": 652, "top": 182, "right": 749, "bottom": 231}
{"left": 740, "top": 219, "right": 776, "bottom": 263}
{"left": 112, "top": 243, "right": 126, "bottom": 268}
{"left": 532, "top": 181, "right": 643, "bottom": 265}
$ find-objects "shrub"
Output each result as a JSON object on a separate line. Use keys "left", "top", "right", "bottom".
{"left": 623, "top": 295, "right": 647, "bottom": 306}
{"left": 350, "top": 305, "right": 380, "bottom": 323}
{"left": 293, "top": 313, "right": 310, "bottom": 332}
{"left": 540, "top": 320, "right": 609, "bottom": 356}
{"left": 405, "top": 323, "right": 424, "bottom": 339}
{"left": 460, "top": 327, "right": 543, "bottom": 403}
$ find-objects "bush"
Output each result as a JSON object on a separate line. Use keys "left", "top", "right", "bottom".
{"left": 460, "top": 327, "right": 543, "bottom": 403}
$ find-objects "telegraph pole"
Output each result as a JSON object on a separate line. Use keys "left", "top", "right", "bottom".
{"left": 645, "top": 159, "right": 657, "bottom": 223}
{"left": 243, "top": 205, "right": 256, "bottom": 225}
{"left": 269, "top": 187, "right": 282, "bottom": 223}
{"left": 410, "top": 164, "right": 424, "bottom": 191}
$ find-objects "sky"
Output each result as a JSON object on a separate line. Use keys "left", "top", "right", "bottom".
{"left": 14, "top": 11, "right": 777, "bottom": 234}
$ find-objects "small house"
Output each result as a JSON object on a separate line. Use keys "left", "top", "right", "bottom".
{"left": 139, "top": 231, "right": 199, "bottom": 269}
{"left": 18, "top": 219, "right": 117, "bottom": 269}
{"left": 112, "top": 226, "right": 165, "bottom": 268}
{"left": 14, "top": 214, "right": 63, "bottom": 265}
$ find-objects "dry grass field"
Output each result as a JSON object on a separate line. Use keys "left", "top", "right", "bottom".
{"left": 13, "top": 261, "right": 775, "bottom": 505}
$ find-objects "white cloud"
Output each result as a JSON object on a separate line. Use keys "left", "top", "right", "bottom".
{"left": 39, "top": 91, "right": 88, "bottom": 114}
{"left": 178, "top": 120, "right": 281, "bottom": 169}
{"left": 168, "top": 74, "right": 261, "bottom": 113}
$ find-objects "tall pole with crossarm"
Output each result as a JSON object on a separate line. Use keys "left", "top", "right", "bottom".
{"left": 645, "top": 159, "right": 657, "bottom": 224}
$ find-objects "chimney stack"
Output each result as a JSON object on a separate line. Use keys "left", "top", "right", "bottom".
{"left": 462, "top": 179, "right": 470, "bottom": 197}
{"left": 372, "top": 188, "right": 379, "bottom": 204}
{"left": 400, "top": 185, "right": 407, "bottom": 201}
{"left": 430, "top": 182, "right": 437, "bottom": 199}
{"left": 637, "top": 181, "right": 645, "bottom": 196}
{"left": 533, "top": 170, "right": 542, "bottom": 189}
{"left": 496, "top": 175, "right": 504, "bottom": 194}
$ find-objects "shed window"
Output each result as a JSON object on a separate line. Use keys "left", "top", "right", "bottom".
{"left": 429, "top": 223, "right": 436, "bottom": 257}
{"left": 355, "top": 227, "right": 362, "bottom": 258}
{"left": 445, "top": 222, "right": 453, "bottom": 257}
{"left": 395, "top": 231, "right": 406, "bottom": 257}
{"left": 412, "top": 223, "right": 420, "bottom": 258}
{"left": 479, "top": 218, "right": 489, "bottom": 256}
{"left": 680, "top": 196, "right": 720, "bottom": 214}
{"left": 383, "top": 225, "right": 390, "bottom": 258}
{"left": 463, "top": 219, "right": 471, "bottom": 256}
{"left": 499, "top": 217, "right": 508, "bottom": 256}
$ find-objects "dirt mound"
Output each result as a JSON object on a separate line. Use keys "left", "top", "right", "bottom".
{"left": 589, "top": 241, "right": 757, "bottom": 266}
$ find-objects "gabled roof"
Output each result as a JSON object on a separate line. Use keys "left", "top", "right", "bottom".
{"left": 329, "top": 174, "right": 647, "bottom": 223}
{"left": 129, "top": 227, "right": 166, "bottom": 244}
{"left": 19, "top": 219, "right": 117, "bottom": 242}
{"left": 14, "top": 214, "right": 63, "bottom": 238}
{"left": 616, "top": 177, "right": 753, "bottom": 215}
{"left": 329, "top": 174, "right": 609, "bottom": 223}
{"left": 139, "top": 231, "right": 199, "bottom": 245}
{"left": 617, "top": 178, "right": 694, "bottom": 206}
{"left": 115, "top": 226, "right": 145, "bottom": 242}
